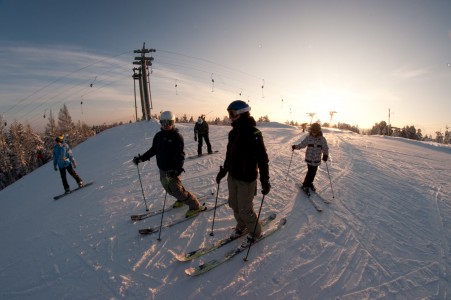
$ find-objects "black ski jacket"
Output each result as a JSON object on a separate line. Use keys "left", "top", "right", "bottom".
{"left": 140, "top": 128, "right": 185, "bottom": 171}
{"left": 194, "top": 121, "right": 209, "bottom": 137}
{"left": 223, "top": 115, "right": 269, "bottom": 184}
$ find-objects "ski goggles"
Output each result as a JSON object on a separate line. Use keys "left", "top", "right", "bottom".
{"left": 227, "top": 107, "right": 250, "bottom": 119}
{"left": 228, "top": 110, "right": 238, "bottom": 119}
{"left": 160, "top": 119, "right": 174, "bottom": 127}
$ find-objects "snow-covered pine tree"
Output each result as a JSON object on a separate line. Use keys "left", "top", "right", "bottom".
{"left": 44, "top": 110, "right": 57, "bottom": 156}
{"left": 0, "top": 116, "right": 13, "bottom": 189}
{"left": 23, "top": 124, "right": 45, "bottom": 171}
{"left": 57, "top": 104, "right": 75, "bottom": 144}
{"left": 7, "top": 121, "right": 27, "bottom": 179}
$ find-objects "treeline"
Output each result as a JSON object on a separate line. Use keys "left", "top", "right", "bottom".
{"left": 286, "top": 120, "right": 360, "bottom": 134}
{"left": 0, "top": 104, "right": 124, "bottom": 191}
{"left": 286, "top": 118, "right": 449, "bottom": 144}
{"left": 363, "top": 121, "right": 450, "bottom": 144}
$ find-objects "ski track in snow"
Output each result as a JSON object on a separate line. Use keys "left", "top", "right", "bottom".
{"left": 0, "top": 121, "right": 450, "bottom": 299}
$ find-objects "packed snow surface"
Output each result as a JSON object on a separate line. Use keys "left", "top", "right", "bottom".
{"left": 1, "top": 120, "right": 450, "bottom": 299}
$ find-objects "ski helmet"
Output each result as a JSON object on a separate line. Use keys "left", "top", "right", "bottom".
{"left": 160, "top": 111, "right": 175, "bottom": 128}
{"left": 310, "top": 123, "right": 321, "bottom": 134}
{"left": 227, "top": 100, "right": 250, "bottom": 118}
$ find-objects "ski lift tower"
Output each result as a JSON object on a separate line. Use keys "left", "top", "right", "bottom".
{"left": 307, "top": 112, "right": 316, "bottom": 125}
{"left": 329, "top": 111, "right": 337, "bottom": 127}
{"left": 133, "top": 43, "right": 155, "bottom": 120}
{"left": 132, "top": 68, "right": 141, "bottom": 122}
{"left": 388, "top": 108, "right": 394, "bottom": 136}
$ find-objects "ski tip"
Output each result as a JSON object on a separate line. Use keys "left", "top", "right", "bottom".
{"left": 185, "top": 267, "right": 196, "bottom": 276}
{"left": 175, "top": 254, "right": 189, "bottom": 262}
{"left": 139, "top": 228, "right": 155, "bottom": 235}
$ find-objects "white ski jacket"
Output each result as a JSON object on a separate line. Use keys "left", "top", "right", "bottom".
{"left": 294, "top": 133, "right": 329, "bottom": 166}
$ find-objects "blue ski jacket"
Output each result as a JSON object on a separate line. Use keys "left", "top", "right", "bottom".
{"left": 53, "top": 142, "right": 75, "bottom": 169}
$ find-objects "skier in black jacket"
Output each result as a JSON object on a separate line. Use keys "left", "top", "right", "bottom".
{"left": 194, "top": 115, "right": 213, "bottom": 156}
{"left": 133, "top": 111, "right": 203, "bottom": 218}
{"left": 216, "top": 100, "right": 271, "bottom": 242}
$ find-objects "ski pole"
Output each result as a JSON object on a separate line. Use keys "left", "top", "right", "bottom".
{"left": 243, "top": 194, "right": 265, "bottom": 262}
{"left": 285, "top": 149, "right": 294, "bottom": 181}
{"left": 325, "top": 161, "right": 335, "bottom": 199}
{"left": 209, "top": 182, "right": 221, "bottom": 236}
{"left": 136, "top": 161, "right": 149, "bottom": 211}
{"left": 157, "top": 190, "right": 168, "bottom": 241}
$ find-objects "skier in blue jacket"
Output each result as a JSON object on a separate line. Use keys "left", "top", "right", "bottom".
{"left": 53, "top": 134, "right": 83, "bottom": 193}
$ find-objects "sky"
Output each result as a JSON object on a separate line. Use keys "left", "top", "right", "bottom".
{"left": 0, "top": 0, "right": 450, "bottom": 135}
{"left": 0, "top": 121, "right": 450, "bottom": 298}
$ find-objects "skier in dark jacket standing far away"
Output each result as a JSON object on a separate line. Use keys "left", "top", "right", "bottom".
{"left": 292, "top": 122, "right": 329, "bottom": 194}
{"left": 216, "top": 100, "right": 271, "bottom": 243}
{"left": 53, "top": 134, "right": 84, "bottom": 194}
{"left": 194, "top": 114, "right": 213, "bottom": 157}
{"left": 133, "top": 111, "right": 203, "bottom": 218}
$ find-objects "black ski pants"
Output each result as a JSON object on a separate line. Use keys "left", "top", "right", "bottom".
{"left": 303, "top": 164, "right": 318, "bottom": 188}
{"left": 59, "top": 165, "right": 82, "bottom": 191}
{"left": 197, "top": 134, "right": 212, "bottom": 154}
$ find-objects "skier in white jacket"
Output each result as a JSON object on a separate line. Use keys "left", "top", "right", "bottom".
{"left": 292, "top": 123, "right": 329, "bottom": 194}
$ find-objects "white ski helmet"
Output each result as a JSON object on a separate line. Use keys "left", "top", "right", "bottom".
{"left": 160, "top": 111, "right": 175, "bottom": 129}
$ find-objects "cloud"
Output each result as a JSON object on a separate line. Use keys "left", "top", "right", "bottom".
{"left": 391, "top": 67, "right": 428, "bottom": 79}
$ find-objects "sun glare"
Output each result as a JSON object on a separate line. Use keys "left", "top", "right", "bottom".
{"left": 294, "top": 86, "right": 350, "bottom": 123}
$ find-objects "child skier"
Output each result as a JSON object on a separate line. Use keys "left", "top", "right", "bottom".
{"left": 291, "top": 123, "right": 329, "bottom": 194}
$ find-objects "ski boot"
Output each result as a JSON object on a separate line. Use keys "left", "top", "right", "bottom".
{"left": 185, "top": 206, "right": 205, "bottom": 218}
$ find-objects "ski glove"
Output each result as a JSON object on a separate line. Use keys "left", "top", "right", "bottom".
{"left": 167, "top": 168, "right": 185, "bottom": 179}
{"left": 132, "top": 155, "right": 141, "bottom": 165}
{"left": 216, "top": 166, "right": 227, "bottom": 184}
{"left": 261, "top": 180, "right": 271, "bottom": 195}
{"left": 54, "top": 166, "right": 58, "bottom": 171}
{"left": 322, "top": 154, "right": 328, "bottom": 162}
{"left": 291, "top": 145, "right": 296, "bottom": 150}
{"left": 72, "top": 161, "right": 77, "bottom": 168}
{"left": 194, "top": 135, "right": 197, "bottom": 141}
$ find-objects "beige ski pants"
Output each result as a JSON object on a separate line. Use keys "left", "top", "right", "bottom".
{"left": 227, "top": 174, "right": 262, "bottom": 237}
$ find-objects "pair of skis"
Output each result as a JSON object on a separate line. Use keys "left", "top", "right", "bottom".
{"left": 176, "top": 213, "right": 287, "bottom": 276}
{"left": 130, "top": 193, "right": 213, "bottom": 221}
{"left": 175, "top": 213, "right": 277, "bottom": 262}
{"left": 138, "top": 200, "right": 228, "bottom": 235}
{"left": 297, "top": 183, "right": 331, "bottom": 212}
